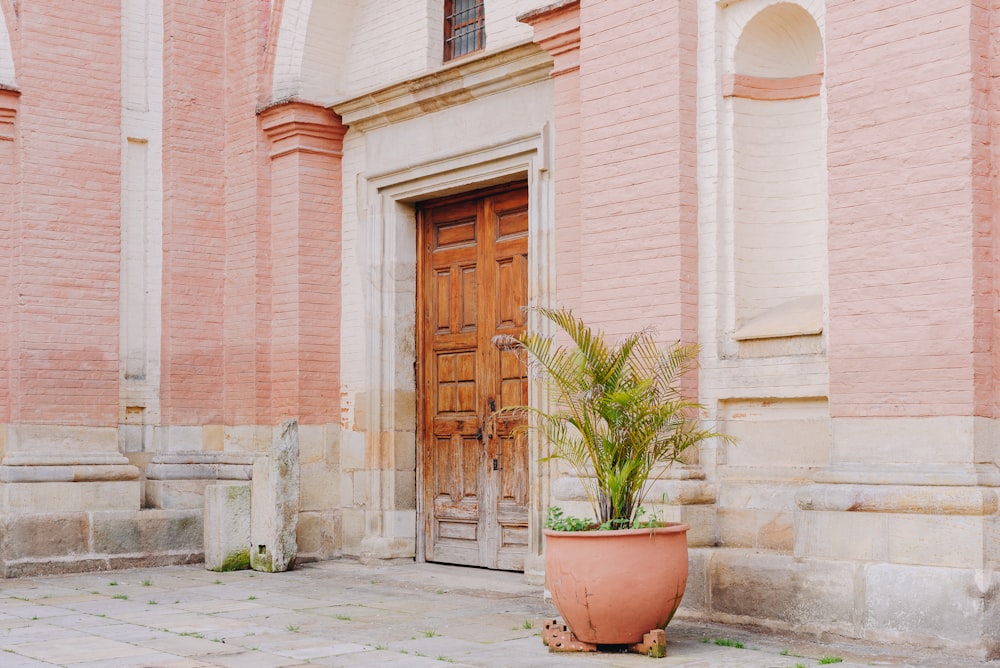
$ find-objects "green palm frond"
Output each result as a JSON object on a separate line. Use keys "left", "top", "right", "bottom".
{"left": 509, "top": 308, "right": 730, "bottom": 527}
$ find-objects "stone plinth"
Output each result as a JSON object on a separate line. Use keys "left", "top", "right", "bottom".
{"left": 204, "top": 482, "right": 251, "bottom": 571}
{"left": 250, "top": 419, "right": 299, "bottom": 572}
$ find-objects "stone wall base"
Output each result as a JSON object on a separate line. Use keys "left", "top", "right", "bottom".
{"left": 0, "top": 509, "right": 204, "bottom": 578}
{"left": 680, "top": 547, "right": 1000, "bottom": 660}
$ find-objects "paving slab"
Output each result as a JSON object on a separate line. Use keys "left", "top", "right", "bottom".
{"left": 0, "top": 559, "right": 993, "bottom": 667}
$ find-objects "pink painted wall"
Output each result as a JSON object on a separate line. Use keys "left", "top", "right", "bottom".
{"left": 523, "top": 3, "right": 582, "bottom": 310}
{"left": 160, "top": 0, "right": 227, "bottom": 425}
{"left": 826, "top": 1, "right": 982, "bottom": 418}
{"left": 575, "top": 0, "right": 698, "bottom": 350}
{"left": 0, "top": 0, "right": 344, "bottom": 433}
{"left": 0, "top": 89, "right": 16, "bottom": 425}
{"left": 222, "top": 0, "right": 269, "bottom": 427}
{"left": 12, "top": 1, "right": 122, "bottom": 426}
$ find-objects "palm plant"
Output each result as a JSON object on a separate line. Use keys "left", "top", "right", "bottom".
{"left": 506, "top": 308, "right": 725, "bottom": 529}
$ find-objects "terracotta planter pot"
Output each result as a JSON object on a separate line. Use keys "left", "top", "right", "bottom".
{"left": 543, "top": 523, "right": 690, "bottom": 645}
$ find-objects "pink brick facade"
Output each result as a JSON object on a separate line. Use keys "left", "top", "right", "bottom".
{"left": 1, "top": 0, "right": 999, "bottom": 657}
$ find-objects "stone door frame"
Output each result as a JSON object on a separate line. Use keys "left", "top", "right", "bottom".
{"left": 358, "top": 131, "right": 554, "bottom": 575}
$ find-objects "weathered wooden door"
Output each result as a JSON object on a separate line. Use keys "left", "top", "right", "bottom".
{"left": 417, "top": 183, "right": 529, "bottom": 571}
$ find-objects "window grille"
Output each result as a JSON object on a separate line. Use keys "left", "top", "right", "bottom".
{"left": 444, "top": 0, "right": 484, "bottom": 61}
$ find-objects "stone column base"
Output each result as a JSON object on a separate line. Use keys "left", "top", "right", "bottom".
{"left": 681, "top": 547, "right": 999, "bottom": 660}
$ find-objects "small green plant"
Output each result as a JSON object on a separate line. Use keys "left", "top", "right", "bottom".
{"left": 179, "top": 631, "right": 204, "bottom": 638}
{"left": 113, "top": 594, "right": 128, "bottom": 600}
{"left": 287, "top": 624, "right": 300, "bottom": 632}
{"left": 142, "top": 579, "right": 152, "bottom": 587}
{"left": 437, "top": 657, "right": 454, "bottom": 663}
{"left": 248, "top": 595, "right": 257, "bottom": 600}
{"left": 435, "top": 589, "right": 446, "bottom": 595}
{"left": 544, "top": 506, "right": 594, "bottom": 531}
{"left": 522, "top": 620, "right": 533, "bottom": 630}
{"left": 794, "top": 664, "right": 807, "bottom": 668}
{"left": 108, "top": 580, "right": 118, "bottom": 586}
{"left": 335, "top": 614, "right": 352, "bottom": 621}
{"left": 421, "top": 630, "right": 438, "bottom": 638}
{"left": 781, "top": 649, "right": 791, "bottom": 656}
{"left": 213, "top": 579, "right": 222, "bottom": 585}
{"left": 374, "top": 644, "right": 387, "bottom": 650}
{"left": 818, "top": 658, "right": 843, "bottom": 665}
{"left": 147, "top": 600, "right": 157, "bottom": 605}
{"left": 30, "top": 616, "right": 38, "bottom": 621}
{"left": 710, "top": 638, "right": 743, "bottom": 648}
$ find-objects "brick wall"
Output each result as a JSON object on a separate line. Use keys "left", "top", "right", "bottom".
{"left": 576, "top": 0, "right": 698, "bottom": 350}
{"left": 161, "top": 0, "right": 226, "bottom": 424}
{"left": 223, "top": 0, "right": 267, "bottom": 426}
{"left": 13, "top": 0, "right": 122, "bottom": 425}
{"left": 826, "top": 0, "right": 979, "bottom": 418}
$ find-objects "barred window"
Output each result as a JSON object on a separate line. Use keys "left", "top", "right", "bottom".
{"left": 444, "top": 0, "right": 484, "bottom": 61}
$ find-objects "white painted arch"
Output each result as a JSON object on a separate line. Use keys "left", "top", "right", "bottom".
{"left": 270, "top": 0, "right": 356, "bottom": 104}
{"left": 0, "top": 1, "right": 15, "bottom": 86}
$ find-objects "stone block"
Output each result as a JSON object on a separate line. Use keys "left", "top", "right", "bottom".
{"left": 204, "top": 483, "right": 251, "bottom": 571}
{"left": 678, "top": 547, "right": 710, "bottom": 614}
{"left": 340, "top": 471, "right": 354, "bottom": 507}
{"left": 340, "top": 508, "right": 365, "bottom": 555}
{"left": 298, "top": 425, "right": 326, "bottom": 465}
{"left": 250, "top": 419, "right": 299, "bottom": 572}
{"left": 394, "top": 469, "right": 415, "bottom": 509}
{"left": 394, "top": 430, "right": 416, "bottom": 471}
{"left": 794, "top": 509, "right": 887, "bottom": 561}
{"left": 679, "top": 505, "right": 716, "bottom": 547}
{"left": 709, "top": 549, "right": 857, "bottom": 636}
{"left": 0, "top": 480, "right": 141, "bottom": 513}
{"left": 717, "top": 507, "right": 755, "bottom": 547}
{"left": 146, "top": 479, "right": 215, "bottom": 509}
{"left": 91, "top": 509, "right": 202, "bottom": 555}
{"left": 340, "top": 430, "right": 366, "bottom": 470}
{"left": 203, "top": 425, "right": 224, "bottom": 452}
{"left": 223, "top": 425, "right": 272, "bottom": 453}
{"left": 296, "top": 509, "right": 340, "bottom": 561}
{"left": 886, "top": 514, "right": 984, "bottom": 569}
{"left": 299, "top": 463, "right": 336, "bottom": 512}
{"left": 757, "top": 510, "right": 793, "bottom": 552}
{"left": 154, "top": 425, "right": 203, "bottom": 453}
{"left": 1, "top": 513, "right": 89, "bottom": 560}
{"left": 864, "top": 563, "right": 993, "bottom": 648}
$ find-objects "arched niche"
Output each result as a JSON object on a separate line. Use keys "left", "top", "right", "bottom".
{"left": 728, "top": 2, "right": 827, "bottom": 345}
{"left": 735, "top": 2, "right": 822, "bottom": 78}
{"left": 270, "top": 0, "right": 356, "bottom": 104}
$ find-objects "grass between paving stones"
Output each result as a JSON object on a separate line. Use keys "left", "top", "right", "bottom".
{"left": 702, "top": 637, "right": 745, "bottom": 649}
{"left": 818, "top": 658, "right": 843, "bottom": 664}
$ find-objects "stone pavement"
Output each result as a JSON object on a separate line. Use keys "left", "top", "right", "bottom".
{"left": 0, "top": 560, "right": 991, "bottom": 668}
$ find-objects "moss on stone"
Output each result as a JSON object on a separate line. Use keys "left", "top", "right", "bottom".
{"left": 211, "top": 548, "right": 250, "bottom": 572}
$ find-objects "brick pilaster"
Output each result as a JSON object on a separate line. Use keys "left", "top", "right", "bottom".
{"left": 260, "top": 101, "right": 346, "bottom": 423}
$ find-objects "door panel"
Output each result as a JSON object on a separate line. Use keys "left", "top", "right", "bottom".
{"left": 418, "top": 183, "right": 529, "bottom": 571}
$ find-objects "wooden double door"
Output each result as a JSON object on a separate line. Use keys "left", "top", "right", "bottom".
{"left": 417, "top": 183, "right": 529, "bottom": 571}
